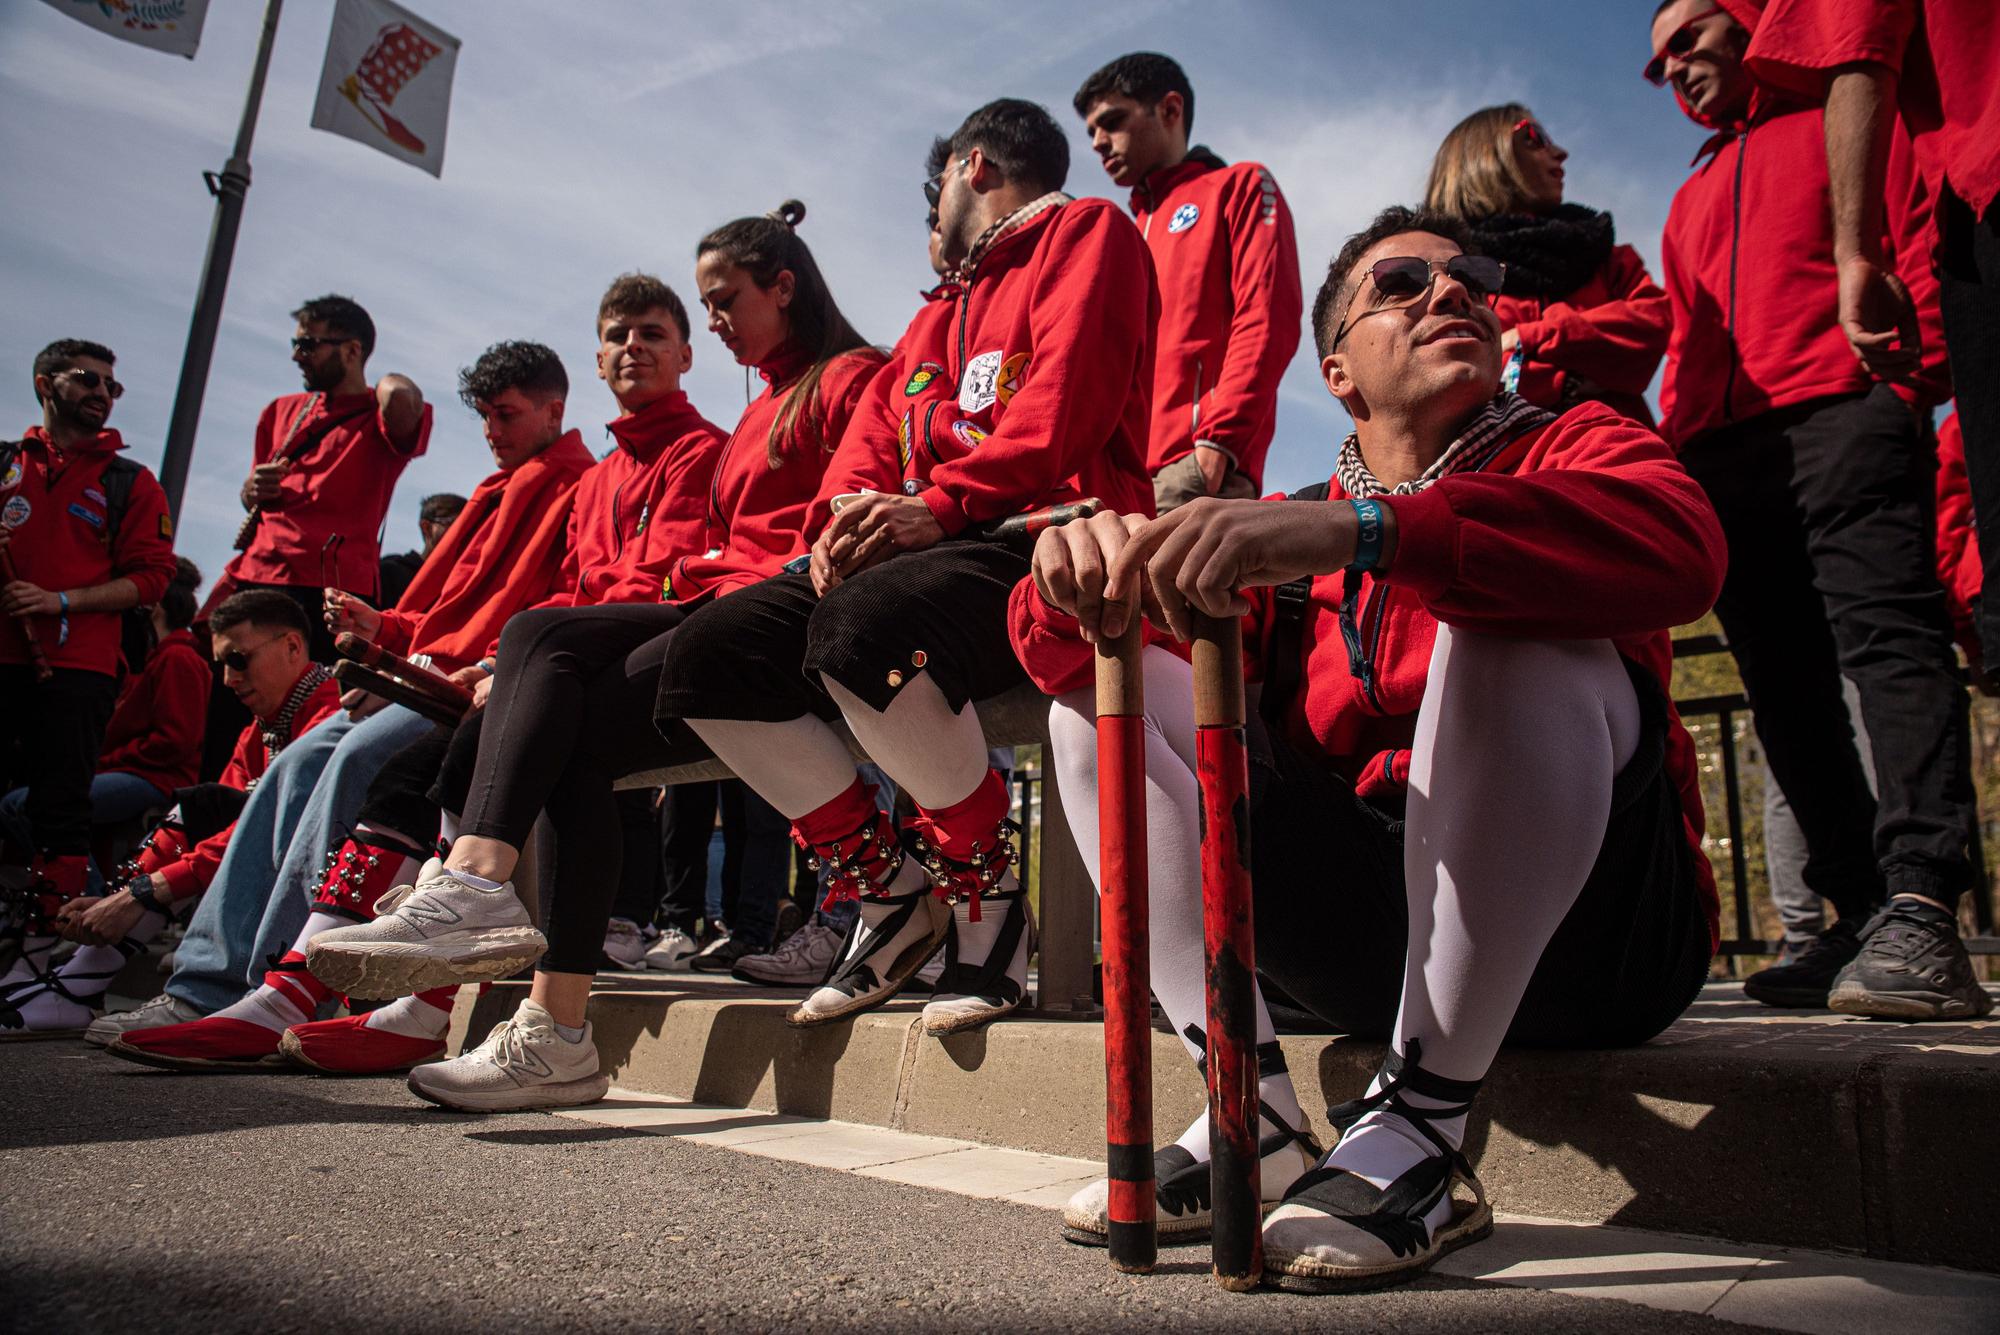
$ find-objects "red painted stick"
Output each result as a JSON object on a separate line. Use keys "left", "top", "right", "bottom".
{"left": 0, "top": 549, "right": 54, "bottom": 683}
{"left": 1095, "top": 621, "right": 1155, "bottom": 1273}
{"left": 335, "top": 632, "right": 473, "bottom": 714}
{"left": 1192, "top": 612, "right": 1260, "bottom": 1292}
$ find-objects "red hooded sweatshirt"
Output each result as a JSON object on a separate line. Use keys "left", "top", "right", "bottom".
{"left": 1011, "top": 400, "right": 1728, "bottom": 947}
{"left": 97, "top": 628, "right": 209, "bottom": 795}
{"left": 540, "top": 391, "right": 728, "bottom": 609}
{"left": 223, "top": 390, "right": 434, "bottom": 598}
{"left": 668, "top": 347, "right": 886, "bottom": 602}
{"left": 815, "top": 195, "right": 1157, "bottom": 535}
{"left": 1934, "top": 413, "right": 1982, "bottom": 665}
{"left": 147, "top": 666, "right": 343, "bottom": 902}
{"left": 1129, "top": 151, "right": 1303, "bottom": 488}
{"left": 1659, "top": 0, "right": 1949, "bottom": 447}
{"left": 1746, "top": 0, "right": 2000, "bottom": 218}
{"left": 372, "top": 429, "right": 596, "bottom": 669}
{"left": 1491, "top": 244, "right": 1671, "bottom": 426}
{"left": 1, "top": 427, "right": 176, "bottom": 676}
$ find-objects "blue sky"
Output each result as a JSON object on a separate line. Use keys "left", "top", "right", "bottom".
{"left": 1, "top": 1, "right": 1715, "bottom": 590}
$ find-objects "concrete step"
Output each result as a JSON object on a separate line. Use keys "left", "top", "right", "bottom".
{"left": 451, "top": 977, "right": 2000, "bottom": 1274}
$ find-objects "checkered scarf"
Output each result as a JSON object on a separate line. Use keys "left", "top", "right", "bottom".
{"left": 954, "top": 192, "right": 1071, "bottom": 283}
{"left": 260, "top": 663, "right": 332, "bottom": 762}
{"left": 1335, "top": 394, "right": 1555, "bottom": 498}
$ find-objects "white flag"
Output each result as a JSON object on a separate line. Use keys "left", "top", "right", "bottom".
{"left": 310, "top": 0, "right": 459, "bottom": 178}
{"left": 39, "top": 0, "right": 209, "bottom": 59}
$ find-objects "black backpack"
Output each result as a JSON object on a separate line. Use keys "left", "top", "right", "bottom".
{"left": 1, "top": 439, "right": 157, "bottom": 672}
{"left": 1258, "top": 480, "right": 1331, "bottom": 730}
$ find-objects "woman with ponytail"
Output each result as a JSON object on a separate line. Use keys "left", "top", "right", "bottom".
{"left": 1426, "top": 105, "right": 1671, "bottom": 425}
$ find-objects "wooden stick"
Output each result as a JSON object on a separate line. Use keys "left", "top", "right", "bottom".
{"left": 331, "top": 660, "right": 464, "bottom": 727}
{"left": 335, "top": 633, "right": 473, "bottom": 713}
{"left": 1192, "top": 611, "right": 1260, "bottom": 1292}
{"left": 0, "top": 550, "right": 53, "bottom": 683}
{"left": 1094, "top": 620, "right": 1155, "bottom": 1273}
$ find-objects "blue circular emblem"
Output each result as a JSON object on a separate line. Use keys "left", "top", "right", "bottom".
{"left": 1167, "top": 203, "right": 1201, "bottom": 234}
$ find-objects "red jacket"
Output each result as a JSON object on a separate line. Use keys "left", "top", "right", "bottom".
{"left": 1129, "top": 152, "right": 1303, "bottom": 488}
{"left": 147, "top": 668, "right": 343, "bottom": 902}
{"left": 1934, "top": 412, "right": 1982, "bottom": 666}
{"left": 373, "top": 429, "right": 596, "bottom": 669}
{"left": 1659, "top": 0, "right": 1949, "bottom": 447}
{"left": 1, "top": 427, "right": 176, "bottom": 676}
{"left": 669, "top": 347, "right": 886, "bottom": 602}
{"left": 543, "top": 392, "right": 728, "bottom": 609}
{"left": 224, "top": 389, "right": 434, "bottom": 597}
{"left": 1748, "top": 0, "right": 2000, "bottom": 218}
{"left": 1011, "top": 401, "right": 1727, "bottom": 947}
{"left": 817, "top": 195, "right": 1157, "bottom": 535}
{"left": 97, "top": 628, "right": 209, "bottom": 795}
{"left": 1492, "top": 244, "right": 1670, "bottom": 426}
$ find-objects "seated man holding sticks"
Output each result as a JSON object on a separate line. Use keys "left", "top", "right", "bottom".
{"left": 1017, "top": 206, "right": 1724, "bottom": 1290}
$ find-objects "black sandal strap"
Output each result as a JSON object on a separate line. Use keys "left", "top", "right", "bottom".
{"left": 933, "top": 891, "right": 1029, "bottom": 999}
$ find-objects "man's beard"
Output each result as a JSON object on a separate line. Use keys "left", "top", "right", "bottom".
{"left": 300, "top": 358, "right": 346, "bottom": 392}
{"left": 53, "top": 392, "right": 108, "bottom": 434}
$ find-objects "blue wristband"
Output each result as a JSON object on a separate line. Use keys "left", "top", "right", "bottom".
{"left": 58, "top": 591, "right": 70, "bottom": 614}
{"left": 1348, "top": 498, "right": 1386, "bottom": 572}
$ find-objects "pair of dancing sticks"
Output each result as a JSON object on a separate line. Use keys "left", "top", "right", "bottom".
{"left": 331, "top": 632, "right": 473, "bottom": 727}
{"left": 1096, "top": 615, "right": 1261, "bottom": 1291}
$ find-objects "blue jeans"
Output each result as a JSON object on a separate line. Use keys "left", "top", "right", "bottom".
{"left": 1, "top": 770, "right": 170, "bottom": 894}
{"left": 167, "top": 705, "right": 433, "bottom": 1013}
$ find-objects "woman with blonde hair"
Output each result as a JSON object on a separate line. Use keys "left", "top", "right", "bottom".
{"left": 1427, "top": 103, "right": 1669, "bottom": 424}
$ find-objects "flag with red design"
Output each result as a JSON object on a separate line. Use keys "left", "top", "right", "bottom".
{"left": 39, "top": 0, "right": 210, "bottom": 59}
{"left": 310, "top": 0, "right": 459, "bottom": 177}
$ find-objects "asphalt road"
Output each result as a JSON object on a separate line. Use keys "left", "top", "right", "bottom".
{"left": 0, "top": 1043, "right": 1787, "bottom": 1334}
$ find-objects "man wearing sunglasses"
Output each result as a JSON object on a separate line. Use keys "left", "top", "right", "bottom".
{"left": 0, "top": 339, "right": 177, "bottom": 985}
{"left": 1075, "top": 52, "right": 1301, "bottom": 512}
{"left": 1651, "top": 0, "right": 1986, "bottom": 1022}
{"left": 1016, "top": 207, "right": 1724, "bottom": 1288}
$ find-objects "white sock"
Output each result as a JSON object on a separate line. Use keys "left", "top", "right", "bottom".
{"left": 210, "top": 911, "right": 347, "bottom": 1032}
{"left": 450, "top": 868, "right": 506, "bottom": 892}
{"left": 553, "top": 1019, "right": 586, "bottom": 1043}
{"left": 362, "top": 988, "right": 456, "bottom": 1039}
{"left": 684, "top": 715, "right": 858, "bottom": 819}
{"left": 1172, "top": 1073, "right": 1310, "bottom": 1167}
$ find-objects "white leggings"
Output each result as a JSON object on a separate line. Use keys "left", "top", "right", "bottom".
{"left": 1048, "top": 625, "right": 1640, "bottom": 1084}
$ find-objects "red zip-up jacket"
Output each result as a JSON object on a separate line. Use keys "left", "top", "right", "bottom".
{"left": 816, "top": 195, "right": 1157, "bottom": 535}
{"left": 1129, "top": 151, "right": 1303, "bottom": 488}
{"left": 1934, "top": 413, "right": 1982, "bottom": 666}
{"left": 539, "top": 392, "right": 728, "bottom": 609}
{"left": 669, "top": 347, "right": 886, "bottom": 602}
{"left": 1011, "top": 401, "right": 1727, "bottom": 946}
{"left": 149, "top": 669, "right": 343, "bottom": 902}
{"left": 1747, "top": 0, "right": 2000, "bottom": 218}
{"left": 225, "top": 390, "right": 434, "bottom": 598}
{"left": 373, "top": 429, "right": 596, "bottom": 669}
{"left": 1659, "top": 0, "right": 1949, "bottom": 447}
{"left": 97, "top": 628, "right": 209, "bottom": 795}
{"left": 1, "top": 427, "right": 176, "bottom": 676}
{"left": 1493, "top": 245, "right": 1670, "bottom": 425}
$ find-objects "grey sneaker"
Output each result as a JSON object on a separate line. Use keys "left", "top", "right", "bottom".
{"left": 1828, "top": 902, "right": 1995, "bottom": 1021}
{"left": 405, "top": 999, "right": 608, "bottom": 1112}
{"left": 602, "top": 918, "right": 650, "bottom": 972}
{"left": 83, "top": 992, "right": 204, "bottom": 1048}
{"left": 306, "top": 859, "right": 547, "bottom": 999}
{"left": 732, "top": 922, "right": 841, "bottom": 986}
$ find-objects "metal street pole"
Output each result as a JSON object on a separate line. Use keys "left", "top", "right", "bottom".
{"left": 157, "top": 0, "right": 283, "bottom": 523}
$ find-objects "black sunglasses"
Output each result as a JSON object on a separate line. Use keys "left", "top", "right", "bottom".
{"left": 218, "top": 634, "right": 286, "bottom": 673}
{"left": 922, "top": 157, "right": 968, "bottom": 209}
{"left": 291, "top": 334, "right": 356, "bottom": 355}
{"left": 57, "top": 368, "right": 124, "bottom": 400}
{"left": 1645, "top": 3, "right": 1721, "bottom": 85}
{"left": 1330, "top": 255, "right": 1506, "bottom": 350}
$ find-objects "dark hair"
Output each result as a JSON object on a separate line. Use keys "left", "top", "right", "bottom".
{"left": 925, "top": 136, "right": 954, "bottom": 179}
{"left": 1073, "top": 52, "right": 1195, "bottom": 132}
{"left": 209, "top": 588, "right": 310, "bottom": 640}
{"left": 598, "top": 272, "right": 691, "bottom": 342}
{"left": 32, "top": 338, "right": 115, "bottom": 404}
{"left": 457, "top": 340, "right": 568, "bottom": 410}
{"left": 947, "top": 98, "right": 1069, "bottom": 197}
{"left": 160, "top": 556, "right": 202, "bottom": 632}
{"left": 697, "top": 202, "right": 883, "bottom": 467}
{"left": 419, "top": 493, "right": 467, "bottom": 525}
{"left": 1311, "top": 206, "right": 1481, "bottom": 358}
{"left": 291, "top": 294, "right": 375, "bottom": 358}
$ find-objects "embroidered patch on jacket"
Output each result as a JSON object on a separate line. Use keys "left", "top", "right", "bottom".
{"left": 995, "top": 352, "right": 1028, "bottom": 405}
{"left": 83, "top": 486, "right": 107, "bottom": 505}
{"left": 951, "top": 420, "right": 988, "bottom": 450}
{"left": 69, "top": 502, "right": 105, "bottom": 529}
{"left": 0, "top": 459, "right": 21, "bottom": 491}
{"left": 959, "top": 350, "right": 1004, "bottom": 412}
{"left": 159, "top": 511, "right": 175, "bottom": 539}
{"left": 898, "top": 408, "right": 914, "bottom": 468}
{"left": 1168, "top": 202, "right": 1200, "bottom": 233}
{"left": 1, "top": 495, "right": 29, "bottom": 528}
{"left": 904, "top": 362, "right": 945, "bottom": 397}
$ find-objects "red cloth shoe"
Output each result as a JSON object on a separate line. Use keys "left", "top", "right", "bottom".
{"left": 279, "top": 1014, "right": 444, "bottom": 1074}
{"left": 105, "top": 1016, "right": 286, "bottom": 1070}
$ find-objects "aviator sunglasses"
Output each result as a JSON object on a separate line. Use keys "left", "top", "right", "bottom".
{"left": 1645, "top": 3, "right": 1722, "bottom": 85}
{"left": 1329, "top": 255, "right": 1507, "bottom": 351}
{"left": 291, "top": 334, "right": 357, "bottom": 355}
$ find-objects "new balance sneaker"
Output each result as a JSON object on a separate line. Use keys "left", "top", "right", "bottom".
{"left": 279, "top": 1014, "right": 446, "bottom": 1074}
{"left": 84, "top": 992, "right": 204, "bottom": 1048}
{"left": 1062, "top": 1110, "right": 1322, "bottom": 1249}
{"left": 106, "top": 1015, "right": 286, "bottom": 1070}
{"left": 405, "top": 999, "right": 607, "bottom": 1112}
{"left": 601, "top": 918, "right": 650, "bottom": 972}
{"left": 305, "top": 860, "right": 546, "bottom": 999}
{"left": 731, "top": 922, "right": 841, "bottom": 986}
{"left": 643, "top": 926, "right": 698, "bottom": 972}
{"left": 689, "top": 934, "right": 764, "bottom": 974}
{"left": 1828, "top": 901, "right": 1995, "bottom": 1021}
{"left": 1742, "top": 918, "right": 1863, "bottom": 1008}
{"left": 789, "top": 891, "right": 949, "bottom": 1027}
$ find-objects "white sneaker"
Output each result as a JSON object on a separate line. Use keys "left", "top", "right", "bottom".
{"left": 601, "top": 918, "right": 650, "bottom": 972}
{"left": 305, "top": 858, "right": 546, "bottom": 999}
{"left": 643, "top": 926, "right": 697, "bottom": 972}
{"left": 789, "top": 892, "right": 949, "bottom": 1027}
{"left": 405, "top": 999, "right": 609, "bottom": 1112}
{"left": 83, "top": 992, "right": 204, "bottom": 1048}
{"left": 731, "top": 922, "right": 841, "bottom": 986}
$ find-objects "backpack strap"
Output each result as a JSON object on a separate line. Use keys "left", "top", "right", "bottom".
{"left": 99, "top": 455, "right": 142, "bottom": 542}
{"left": 1258, "top": 480, "right": 1333, "bottom": 731}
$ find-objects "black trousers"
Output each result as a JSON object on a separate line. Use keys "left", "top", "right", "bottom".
{"left": 1682, "top": 387, "right": 1975, "bottom": 913}
{"left": 1250, "top": 660, "right": 1713, "bottom": 1046}
{"left": 0, "top": 665, "right": 119, "bottom": 858}
{"left": 1939, "top": 191, "right": 2000, "bottom": 666}
{"left": 656, "top": 781, "right": 718, "bottom": 933}
{"left": 607, "top": 789, "right": 666, "bottom": 929}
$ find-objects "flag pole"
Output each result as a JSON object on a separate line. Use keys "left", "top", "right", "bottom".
{"left": 158, "top": 0, "right": 284, "bottom": 524}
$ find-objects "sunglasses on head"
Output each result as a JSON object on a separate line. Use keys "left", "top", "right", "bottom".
{"left": 291, "top": 334, "right": 355, "bottom": 355}
{"left": 57, "top": 368, "right": 124, "bottom": 399}
{"left": 1513, "top": 118, "right": 1550, "bottom": 150}
{"left": 1645, "top": 3, "right": 1722, "bottom": 85}
{"left": 1331, "top": 255, "right": 1506, "bottom": 351}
